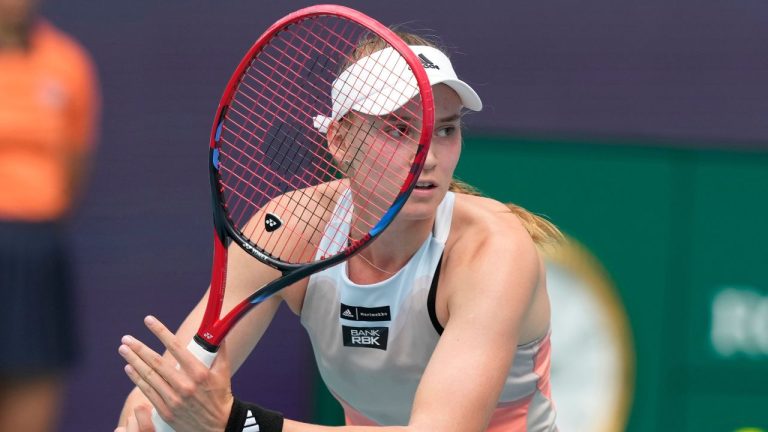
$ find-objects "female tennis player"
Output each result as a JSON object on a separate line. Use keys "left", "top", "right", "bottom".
{"left": 116, "top": 31, "right": 561, "bottom": 432}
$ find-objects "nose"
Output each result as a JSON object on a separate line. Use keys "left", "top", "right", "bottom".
{"left": 422, "top": 143, "right": 437, "bottom": 171}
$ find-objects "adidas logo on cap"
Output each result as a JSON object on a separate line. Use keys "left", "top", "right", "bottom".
{"left": 418, "top": 53, "right": 440, "bottom": 70}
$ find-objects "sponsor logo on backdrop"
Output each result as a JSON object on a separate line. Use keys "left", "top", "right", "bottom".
{"left": 711, "top": 286, "right": 768, "bottom": 358}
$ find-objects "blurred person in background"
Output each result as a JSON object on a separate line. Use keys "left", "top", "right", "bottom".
{"left": 0, "top": 0, "right": 99, "bottom": 430}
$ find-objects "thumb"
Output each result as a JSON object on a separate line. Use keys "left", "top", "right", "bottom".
{"left": 133, "top": 405, "right": 155, "bottom": 432}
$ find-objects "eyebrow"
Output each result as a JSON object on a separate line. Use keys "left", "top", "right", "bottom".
{"left": 437, "top": 114, "right": 461, "bottom": 123}
{"left": 382, "top": 114, "right": 412, "bottom": 123}
{"left": 381, "top": 113, "right": 461, "bottom": 123}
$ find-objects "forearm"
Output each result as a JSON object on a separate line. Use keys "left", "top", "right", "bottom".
{"left": 116, "top": 305, "right": 205, "bottom": 428}
{"left": 117, "top": 301, "right": 207, "bottom": 425}
{"left": 153, "top": 285, "right": 280, "bottom": 374}
{"left": 226, "top": 400, "right": 413, "bottom": 432}
{"left": 283, "top": 420, "right": 409, "bottom": 432}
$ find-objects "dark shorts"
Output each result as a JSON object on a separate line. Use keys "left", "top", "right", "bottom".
{"left": 0, "top": 221, "right": 78, "bottom": 377}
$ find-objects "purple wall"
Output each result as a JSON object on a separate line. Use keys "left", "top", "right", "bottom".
{"left": 37, "top": 0, "right": 767, "bottom": 430}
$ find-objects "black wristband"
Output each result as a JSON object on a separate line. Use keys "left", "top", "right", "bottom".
{"left": 225, "top": 397, "right": 284, "bottom": 432}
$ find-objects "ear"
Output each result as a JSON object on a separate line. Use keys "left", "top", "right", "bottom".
{"left": 326, "top": 120, "right": 347, "bottom": 162}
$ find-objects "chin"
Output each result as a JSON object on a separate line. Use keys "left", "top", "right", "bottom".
{"left": 397, "top": 191, "right": 444, "bottom": 221}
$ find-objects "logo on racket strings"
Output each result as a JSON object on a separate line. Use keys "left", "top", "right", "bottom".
{"left": 265, "top": 213, "right": 283, "bottom": 232}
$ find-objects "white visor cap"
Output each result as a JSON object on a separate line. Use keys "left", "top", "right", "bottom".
{"left": 313, "top": 45, "right": 482, "bottom": 133}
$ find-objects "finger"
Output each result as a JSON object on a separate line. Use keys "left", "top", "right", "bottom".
{"left": 134, "top": 405, "right": 156, "bottom": 432}
{"left": 122, "top": 362, "right": 174, "bottom": 422}
{"left": 119, "top": 336, "right": 187, "bottom": 397}
{"left": 144, "top": 315, "right": 202, "bottom": 373}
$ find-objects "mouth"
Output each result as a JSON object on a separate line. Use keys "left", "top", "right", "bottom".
{"left": 414, "top": 181, "right": 437, "bottom": 191}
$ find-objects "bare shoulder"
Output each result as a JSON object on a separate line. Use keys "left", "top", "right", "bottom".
{"left": 268, "top": 179, "right": 348, "bottom": 312}
{"left": 261, "top": 180, "right": 346, "bottom": 235}
{"left": 279, "top": 179, "right": 344, "bottom": 211}
{"left": 438, "top": 193, "right": 547, "bottom": 343}
{"left": 447, "top": 193, "right": 539, "bottom": 265}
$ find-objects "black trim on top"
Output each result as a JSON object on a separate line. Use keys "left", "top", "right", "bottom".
{"left": 427, "top": 252, "right": 444, "bottom": 335}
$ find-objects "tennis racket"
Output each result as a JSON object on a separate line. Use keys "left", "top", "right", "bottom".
{"left": 151, "top": 4, "right": 434, "bottom": 430}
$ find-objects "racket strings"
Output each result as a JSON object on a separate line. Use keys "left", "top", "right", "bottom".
{"left": 224, "top": 93, "right": 340, "bottom": 227}
{"left": 234, "top": 98, "right": 412, "bottom": 253}
{"left": 223, "top": 143, "right": 332, "bottom": 251}
{"left": 217, "top": 15, "right": 425, "bottom": 264}
{"left": 311, "top": 108, "right": 422, "bottom": 257}
{"left": 334, "top": 117, "right": 402, "bottom": 217}
{"left": 233, "top": 104, "right": 414, "bottom": 260}
{"left": 221, "top": 115, "right": 394, "bottom": 248}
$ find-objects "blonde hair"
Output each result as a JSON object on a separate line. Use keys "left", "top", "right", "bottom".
{"left": 343, "top": 30, "right": 441, "bottom": 68}
{"left": 449, "top": 179, "right": 563, "bottom": 246}
{"left": 347, "top": 31, "right": 563, "bottom": 246}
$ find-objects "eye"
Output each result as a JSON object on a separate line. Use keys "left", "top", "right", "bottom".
{"left": 435, "top": 125, "right": 457, "bottom": 138}
{"left": 385, "top": 123, "right": 411, "bottom": 138}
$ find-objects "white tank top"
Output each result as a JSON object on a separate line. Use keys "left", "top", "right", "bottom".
{"left": 300, "top": 190, "right": 557, "bottom": 430}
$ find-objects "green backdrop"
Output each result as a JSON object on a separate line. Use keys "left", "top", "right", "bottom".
{"left": 311, "top": 136, "right": 768, "bottom": 431}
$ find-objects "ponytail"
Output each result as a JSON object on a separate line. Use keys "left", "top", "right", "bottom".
{"left": 448, "top": 179, "right": 563, "bottom": 247}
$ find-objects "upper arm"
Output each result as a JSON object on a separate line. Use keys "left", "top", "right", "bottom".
{"left": 409, "top": 219, "right": 541, "bottom": 431}
{"left": 169, "top": 181, "right": 333, "bottom": 373}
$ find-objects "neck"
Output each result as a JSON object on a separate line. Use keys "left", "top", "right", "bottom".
{"left": 349, "top": 215, "right": 434, "bottom": 281}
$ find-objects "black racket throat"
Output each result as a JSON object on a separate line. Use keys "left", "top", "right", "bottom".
{"left": 193, "top": 334, "right": 219, "bottom": 353}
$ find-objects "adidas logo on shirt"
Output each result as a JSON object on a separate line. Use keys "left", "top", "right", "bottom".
{"left": 339, "top": 303, "right": 391, "bottom": 321}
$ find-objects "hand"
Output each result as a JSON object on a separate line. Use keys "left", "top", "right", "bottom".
{"left": 114, "top": 405, "right": 154, "bottom": 432}
{"left": 118, "top": 316, "right": 234, "bottom": 432}
{"left": 116, "top": 387, "right": 154, "bottom": 431}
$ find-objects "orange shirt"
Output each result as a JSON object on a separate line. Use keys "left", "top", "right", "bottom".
{"left": 0, "top": 21, "right": 99, "bottom": 221}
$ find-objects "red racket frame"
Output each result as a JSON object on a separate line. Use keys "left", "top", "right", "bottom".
{"left": 198, "top": 4, "right": 435, "bottom": 350}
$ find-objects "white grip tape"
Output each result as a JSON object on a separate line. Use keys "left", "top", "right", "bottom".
{"left": 186, "top": 339, "right": 219, "bottom": 367}
{"left": 150, "top": 339, "right": 220, "bottom": 431}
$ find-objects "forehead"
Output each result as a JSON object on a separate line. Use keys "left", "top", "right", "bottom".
{"left": 391, "top": 83, "right": 462, "bottom": 120}
{"left": 432, "top": 84, "right": 462, "bottom": 116}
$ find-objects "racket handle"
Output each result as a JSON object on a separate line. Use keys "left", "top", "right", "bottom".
{"left": 185, "top": 337, "right": 219, "bottom": 367}
{"left": 150, "top": 339, "right": 220, "bottom": 431}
